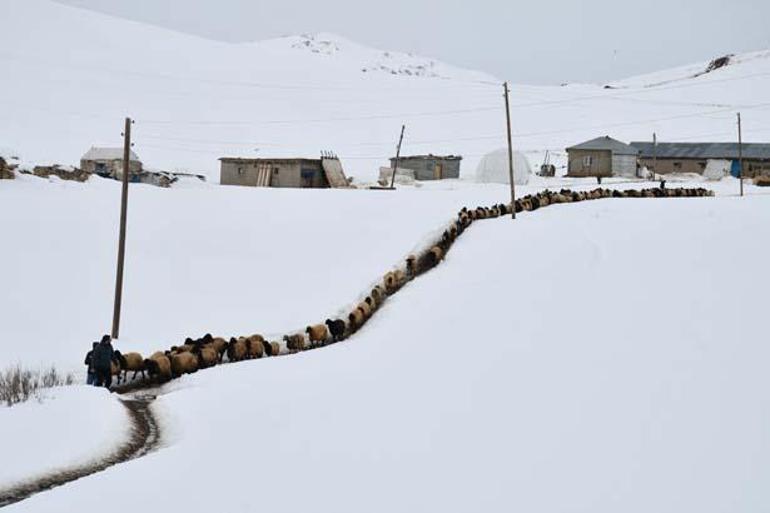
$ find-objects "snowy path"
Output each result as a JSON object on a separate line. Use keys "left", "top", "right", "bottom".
{"left": 0, "top": 395, "right": 160, "bottom": 508}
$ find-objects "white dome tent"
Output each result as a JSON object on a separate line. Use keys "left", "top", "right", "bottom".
{"left": 475, "top": 149, "right": 532, "bottom": 185}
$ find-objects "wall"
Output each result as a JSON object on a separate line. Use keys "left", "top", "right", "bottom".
{"left": 220, "top": 159, "right": 327, "bottom": 188}
{"left": 391, "top": 158, "right": 461, "bottom": 180}
{"left": 611, "top": 154, "right": 639, "bottom": 177}
{"left": 566, "top": 150, "right": 612, "bottom": 177}
{"left": 640, "top": 157, "right": 770, "bottom": 177}
{"left": 80, "top": 159, "right": 142, "bottom": 178}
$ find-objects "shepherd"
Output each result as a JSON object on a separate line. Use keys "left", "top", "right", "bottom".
{"left": 92, "top": 335, "right": 115, "bottom": 388}
{"left": 84, "top": 342, "right": 98, "bottom": 385}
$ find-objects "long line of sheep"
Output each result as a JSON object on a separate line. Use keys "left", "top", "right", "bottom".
{"left": 111, "top": 185, "right": 713, "bottom": 392}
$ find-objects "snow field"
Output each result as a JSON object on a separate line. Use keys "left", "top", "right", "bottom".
{"left": 0, "top": 386, "right": 130, "bottom": 489}
{"left": 6, "top": 189, "right": 769, "bottom": 512}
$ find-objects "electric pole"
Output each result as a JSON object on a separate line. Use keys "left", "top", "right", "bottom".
{"left": 389, "top": 124, "right": 405, "bottom": 189}
{"left": 652, "top": 132, "right": 657, "bottom": 181}
{"left": 737, "top": 112, "right": 744, "bottom": 197}
{"left": 503, "top": 82, "right": 516, "bottom": 219}
{"left": 112, "top": 117, "right": 132, "bottom": 340}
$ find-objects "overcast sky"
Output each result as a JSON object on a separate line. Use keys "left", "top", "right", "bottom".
{"left": 56, "top": 0, "right": 770, "bottom": 84}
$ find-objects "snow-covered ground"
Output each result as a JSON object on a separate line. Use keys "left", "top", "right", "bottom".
{"left": 5, "top": 184, "right": 769, "bottom": 512}
{"left": 0, "top": 386, "right": 129, "bottom": 489}
{"left": 2, "top": 0, "right": 770, "bottom": 181}
{"left": 2, "top": 173, "right": 761, "bottom": 375}
{"left": 3, "top": 1, "right": 770, "bottom": 509}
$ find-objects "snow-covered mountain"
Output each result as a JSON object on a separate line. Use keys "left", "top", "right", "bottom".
{"left": 2, "top": 0, "right": 770, "bottom": 181}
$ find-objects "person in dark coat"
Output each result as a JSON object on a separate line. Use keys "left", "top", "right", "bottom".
{"left": 84, "top": 342, "right": 98, "bottom": 385}
{"left": 92, "top": 335, "right": 115, "bottom": 388}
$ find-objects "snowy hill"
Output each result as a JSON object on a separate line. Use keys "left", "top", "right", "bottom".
{"left": 2, "top": 0, "right": 770, "bottom": 181}
{"left": 2, "top": 3, "right": 770, "bottom": 510}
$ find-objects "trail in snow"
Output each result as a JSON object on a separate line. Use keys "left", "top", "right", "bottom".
{"left": 0, "top": 395, "right": 160, "bottom": 509}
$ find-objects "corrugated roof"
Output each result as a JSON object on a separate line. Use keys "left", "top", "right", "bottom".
{"left": 630, "top": 142, "right": 770, "bottom": 160}
{"left": 566, "top": 136, "right": 639, "bottom": 156}
{"left": 219, "top": 157, "right": 321, "bottom": 163}
{"left": 81, "top": 147, "right": 140, "bottom": 161}
{"left": 392, "top": 154, "right": 462, "bottom": 161}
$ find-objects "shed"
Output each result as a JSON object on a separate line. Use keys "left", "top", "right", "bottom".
{"left": 630, "top": 141, "right": 770, "bottom": 177}
{"left": 566, "top": 136, "right": 639, "bottom": 177}
{"left": 389, "top": 155, "right": 461, "bottom": 180}
{"left": 219, "top": 156, "right": 348, "bottom": 188}
{"left": 80, "top": 147, "right": 142, "bottom": 179}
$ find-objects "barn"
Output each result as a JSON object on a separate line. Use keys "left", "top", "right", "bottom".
{"left": 80, "top": 147, "right": 142, "bottom": 179}
{"left": 389, "top": 155, "right": 461, "bottom": 181}
{"left": 630, "top": 141, "right": 770, "bottom": 177}
{"left": 219, "top": 156, "right": 349, "bottom": 188}
{"left": 565, "top": 136, "right": 639, "bottom": 178}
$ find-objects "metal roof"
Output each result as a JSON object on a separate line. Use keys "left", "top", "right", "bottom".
{"left": 219, "top": 157, "right": 321, "bottom": 163}
{"left": 81, "top": 147, "right": 140, "bottom": 162}
{"left": 566, "top": 136, "right": 639, "bottom": 156}
{"left": 630, "top": 141, "right": 770, "bottom": 160}
{"left": 392, "top": 154, "right": 462, "bottom": 161}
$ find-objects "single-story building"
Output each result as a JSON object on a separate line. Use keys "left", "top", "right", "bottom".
{"left": 630, "top": 141, "right": 770, "bottom": 177}
{"left": 219, "top": 156, "right": 349, "bottom": 188}
{"left": 80, "top": 147, "right": 142, "bottom": 179}
{"left": 389, "top": 155, "right": 461, "bottom": 180}
{"left": 565, "top": 136, "right": 639, "bottom": 177}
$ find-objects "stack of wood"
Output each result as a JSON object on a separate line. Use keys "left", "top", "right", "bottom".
{"left": 0, "top": 157, "right": 14, "bottom": 180}
{"left": 32, "top": 165, "right": 90, "bottom": 182}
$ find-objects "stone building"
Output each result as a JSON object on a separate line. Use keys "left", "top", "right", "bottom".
{"left": 630, "top": 141, "right": 770, "bottom": 177}
{"left": 219, "top": 156, "right": 349, "bottom": 188}
{"left": 565, "top": 136, "right": 639, "bottom": 177}
{"left": 80, "top": 147, "right": 142, "bottom": 179}
{"left": 389, "top": 155, "right": 461, "bottom": 180}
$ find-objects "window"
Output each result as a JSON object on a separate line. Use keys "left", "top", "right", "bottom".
{"left": 237, "top": 167, "right": 243, "bottom": 175}
{"left": 273, "top": 167, "right": 280, "bottom": 174}
{"left": 673, "top": 162, "right": 682, "bottom": 171}
{"left": 698, "top": 162, "right": 706, "bottom": 170}
{"left": 582, "top": 155, "right": 593, "bottom": 167}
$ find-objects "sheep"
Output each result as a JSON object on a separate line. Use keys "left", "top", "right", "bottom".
{"left": 357, "top": 301, "right": 372, "bottom": 319}
{"left": 284, "top": 333, "right": 306, "bottom": 352}
{"left": 325, "top": 318, "right": 346, "bottom": 342}
{"left": 210, "top": 337, "right": 228, "bottom": 362}
{"left": 144, "top": 353, "right": 172, "bottom": 383}
{"left": 170, "top": 352, "right": 198, "bottom": 377}
{"left": 245, "top": 337, "right": 265, "bottom": 358}
{"left": 110, "top": 359, "right": 122, "bottom": 385}
{"left": 371, "top": 284, "right": 387, "bottom": 304}
{"left": 195, "top": 345, "right": 219, "bottom": 368}
{"left": 384, "top": 269, "right": 406, "bottom": 294}
{"left": 226, "top": 337, "right": 247, "bottom": 362}
{"left": 115, "top": 350, "right": 146, "bottom": 382}
{"left": 419, "top": 246, "right": 444, "bottom": 274}
{"left": 348, "top": 309, "right": 365, "bottom": 332}
{"left": 270, "top": 342, "right": 280, "bottom": 356}
{"left": 306, "top": 324, "right": 329, "bottom": 346}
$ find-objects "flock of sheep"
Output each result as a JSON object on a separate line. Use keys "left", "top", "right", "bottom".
{"left": 110, "top": 185, "right": 714, "bottom": 390}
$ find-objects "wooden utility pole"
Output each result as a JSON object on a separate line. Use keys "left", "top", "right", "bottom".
{"left": 737, "top": 112, "right": 744, "bottom": 197}
{"left": 111, "top": 117, "right": 132, "bottom": 340}
{"left": 503, "top": 82, "right": 516, "bottom": 219}
{"left": 389, "top": 125, "right": 406, "bottom": 189}
{"left": 652, "top": 132, "right": 657, "bottom": 180}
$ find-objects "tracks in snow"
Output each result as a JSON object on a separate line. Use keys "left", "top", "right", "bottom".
{"left": 0, "top": 394, "right": 160, "bottom": 509}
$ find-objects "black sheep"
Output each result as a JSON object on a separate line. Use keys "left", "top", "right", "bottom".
{"left": 325, "top": 318, "right": 346, "bottom": 342}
